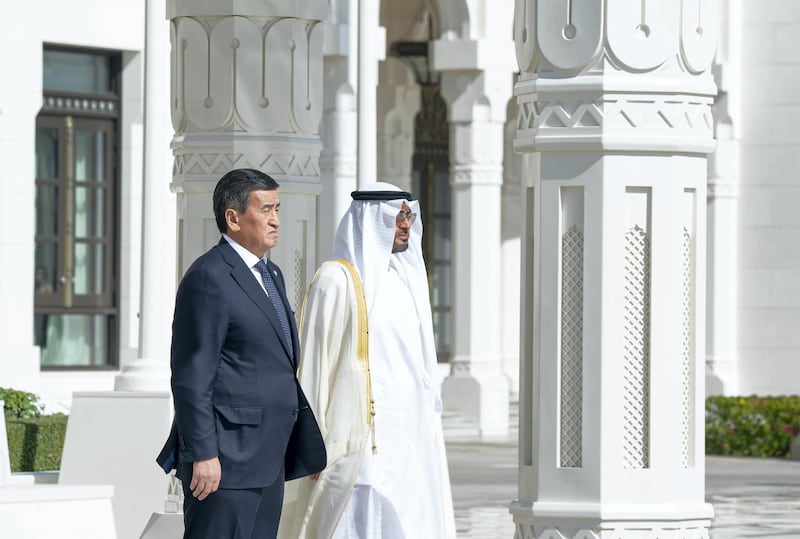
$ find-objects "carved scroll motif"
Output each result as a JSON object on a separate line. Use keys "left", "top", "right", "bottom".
{"left": 171, "top": 17, "right": 323, "bottom": 135}
{"left": 513, "top": 0, "right": 718, "bottom": 75}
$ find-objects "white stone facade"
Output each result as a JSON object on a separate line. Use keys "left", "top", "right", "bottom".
{"left": 0, "top": 0, "right": 799, "bottom": 465}
{"left": 3, "top": 0, "right": 800, "bottom": 536}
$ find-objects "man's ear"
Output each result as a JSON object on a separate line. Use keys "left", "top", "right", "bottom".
{"left": 225, "top": 208, "right": 239, "bottom": 231}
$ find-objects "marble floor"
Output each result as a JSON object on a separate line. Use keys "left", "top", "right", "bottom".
{"left": 448, "top": 439, "right": 800, "bottom": 539}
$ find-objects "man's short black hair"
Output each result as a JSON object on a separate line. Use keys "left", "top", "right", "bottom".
{"left": 213, "top": 168, "right": 280, "bottom": 233}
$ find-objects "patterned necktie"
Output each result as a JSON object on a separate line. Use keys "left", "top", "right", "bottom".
{"left": 255, "top": 260, "right": 294, "bottom": 358}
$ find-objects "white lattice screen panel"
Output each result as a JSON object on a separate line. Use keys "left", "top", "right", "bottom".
{"left": 681, "top": 227, "right": 695, "bottom": 468}
{"left": 623, "top": 225, "right": 651, "bottom": 469}
{"left": 560, "top": 224, "right": 584, "bottom": 468}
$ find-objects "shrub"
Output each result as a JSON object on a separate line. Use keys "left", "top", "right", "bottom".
{"left": 0, "top": 387, "right": 44, "bottom": 418}
{"left": 706, "top": 395, "right": 800, "bottom": 458}
{"left": 5, "top": 412, "right": 68, "bottom": 472}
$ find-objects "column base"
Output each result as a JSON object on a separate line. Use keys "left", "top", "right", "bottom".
{"left": 705, "top": 354, "right": 739, "bottom": 396}
{"left": 140, "top": 511, "right": 184, "bottom": 539}
{"left": 441, "top": 367, "right": 509, "bottom": 438}
{"left": 114, "top": 359, "right": 171, "bottom": 392}
{"left": 59, "top": 391, "right": 173, "bottom": 539}
{"left": 510, "top": 500, "right": 714, "bottom": 539}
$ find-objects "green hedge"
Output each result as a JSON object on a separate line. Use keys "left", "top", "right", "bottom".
{"left": 5, "top": 412, "right": 68, "bottom": 472}
{"left": 0, "top": 386, "right": 43, "bottom": 418}
{"left": 706, "top": 395, "right": 800, "bottom": 458}
{"left": 2, "top": 388, "right": 66, "bottom": 472}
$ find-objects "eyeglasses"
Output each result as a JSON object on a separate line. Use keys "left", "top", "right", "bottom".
{"left": 396, "top": 210, "right": 417, "bottom": 225}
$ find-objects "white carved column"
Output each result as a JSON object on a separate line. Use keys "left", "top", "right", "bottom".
{"left": 706, "top": 0, "right": 741, "bottom": 396}
{"left": 318, "top": 0, "right": 385, "bottom": 259}
{"left": 511, "top": 0, "right": 718, "bottom": 536}
{"left": 168, "top": 0, "right": 326, "bottom": 308}
{"left": 319, "top": 12, "right": 357, "bottom": 259}
{"left": 436, "top": 53, "right": 514, "bottom": 437}
{"left": 356, "top": 0, "right": 384, "bottom": 188}
{"left": 115, "top": 0, "right": 175, "bottom": 391}
{"left": 503, "top": 98, "right": 522, "bottom": 401}
{"left": 377, "top": 75, "right": 419, "bottom": 192}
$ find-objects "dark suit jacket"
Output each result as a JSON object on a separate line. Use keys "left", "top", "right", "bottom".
{"left": 157, "top": 238, "right": 324, "bottom": 488}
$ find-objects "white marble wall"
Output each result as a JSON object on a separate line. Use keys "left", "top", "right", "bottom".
{"left": 0, "top": 0, "right": 146, "bottom": 408}
{"left": 736, "top": 1, "right": 800, "bottom": 395}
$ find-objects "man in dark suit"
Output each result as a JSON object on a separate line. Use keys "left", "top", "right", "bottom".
{"left": 157, "top": 168, "right": 324, "bottom": 538}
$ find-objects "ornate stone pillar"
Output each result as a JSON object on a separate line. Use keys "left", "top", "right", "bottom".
{"left": 706, "top": 0, "right": 741, "bottom": 396}
{"left": 377, "top": 77, "right": 419, "bottom": 193}
{"left": 319, "top": 5, "right": 357, "bottom": 259}
{"left": 168, "top": 0, "right": 326, "bottom": 308}
{"left": 511, "top": 0, "right": 718, "bottom": 536}
{"left": 435, "top": 36, "right": 516, "bottom": 436}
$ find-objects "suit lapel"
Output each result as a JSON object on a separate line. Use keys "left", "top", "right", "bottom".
{"left": 216, "top": 242, "right": 294, "bottom": 364}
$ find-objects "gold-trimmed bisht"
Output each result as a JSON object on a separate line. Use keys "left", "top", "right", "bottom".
{"left": 300, "top": 258, "right": 377, "bottom": 454}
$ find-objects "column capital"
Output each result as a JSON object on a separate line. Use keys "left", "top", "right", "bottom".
{"left": 513, "top": 0, "right": 719, "bottom": 155}
{"left": 439, "top": 69, "right": 513, "bottom": 125}
{"left": 431, "top": 38, "right": 516, "bottom": 74}
{"left": 167, "top": 0, "right": 327, "bottom": 20}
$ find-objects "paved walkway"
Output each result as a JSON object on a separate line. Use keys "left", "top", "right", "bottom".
{"left": 447, "top": 437, "right": 800, "bottom": 538}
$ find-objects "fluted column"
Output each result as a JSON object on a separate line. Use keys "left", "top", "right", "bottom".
{"left": 168, "top": 0, "right": 326, "bottom": 306}
{"left": 377, "top": 82, "right": 419, "bottom": 192}
{"left": 706, "top": 0, "right": 741, "bottom": 396}
{"left": 511, "top": 0, "right": 718, "bottom": 536}
{"left": 319, "top": 18, "right": 357, "bottom": 259}
{"left": 356, "top": 0, "right": 381, "bottom": 188}
{"left": 318, "top": 0, "right": 386, "bottom": 259}
{"left": 115, "top": 0, "right": 175, "bottom": 391}
{"left": 436, "top": 47, "right": 515, "bottom": 436}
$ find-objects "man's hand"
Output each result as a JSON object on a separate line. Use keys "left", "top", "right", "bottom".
{"left": 190, "top": 457, "right": 221, "bottom": 500}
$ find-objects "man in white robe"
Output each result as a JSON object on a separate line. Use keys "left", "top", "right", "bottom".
{"left": 279, "top": 182, "right": 456, "bottom": 538}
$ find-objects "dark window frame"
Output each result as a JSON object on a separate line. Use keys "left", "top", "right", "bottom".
{"left": 35, "top": 44, "right": 122, "bottom": 371}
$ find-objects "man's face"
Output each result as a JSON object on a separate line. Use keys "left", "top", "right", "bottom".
{"left": 392, "top": 202, "right": 412, "bottom": 253}
{"left": 225, "top": 189, "right": 280, "bottom": 257}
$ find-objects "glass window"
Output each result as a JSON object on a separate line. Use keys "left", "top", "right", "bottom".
{"left": 43, "top": 49, "right": 111, "bottom": 94}
{"left": 35, "top": 46, "right": 120, "bottom": 369}
{"left": 412, "top": 85, "right": 451, "bottom": 363}
{"left": 38, "top": 314, "right": 110, "bottom": 367}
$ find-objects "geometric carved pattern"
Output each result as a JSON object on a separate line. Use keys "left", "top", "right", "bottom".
{"left": 517, "top": 97, "right": 713, "bottom": 134}
{"left": 681, "top": 228, "right": 694, "bottom": 468}
{"left": 515, "top": 525, "right": 710, "bottom": 539}
{"left": 623, "top": 225, "right": 651, "bottom": 469}
{"left": 560, "top": 224, "right": 584, "bottom": 468}
{"left": 172, "top": 152, "right": 320, "bottom": 179}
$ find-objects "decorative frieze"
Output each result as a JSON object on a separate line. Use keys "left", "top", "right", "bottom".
{"left": 513, "top": 0, "right": 717, "bottom": 75}
{"left": 172, "top": 150, "right": 320, "bottom": 179}
{"left": 514, "top": 82, "right": 715, "bottom": 152}
{"left": 170, "top": 16, "right": 323, "bottom": 135}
